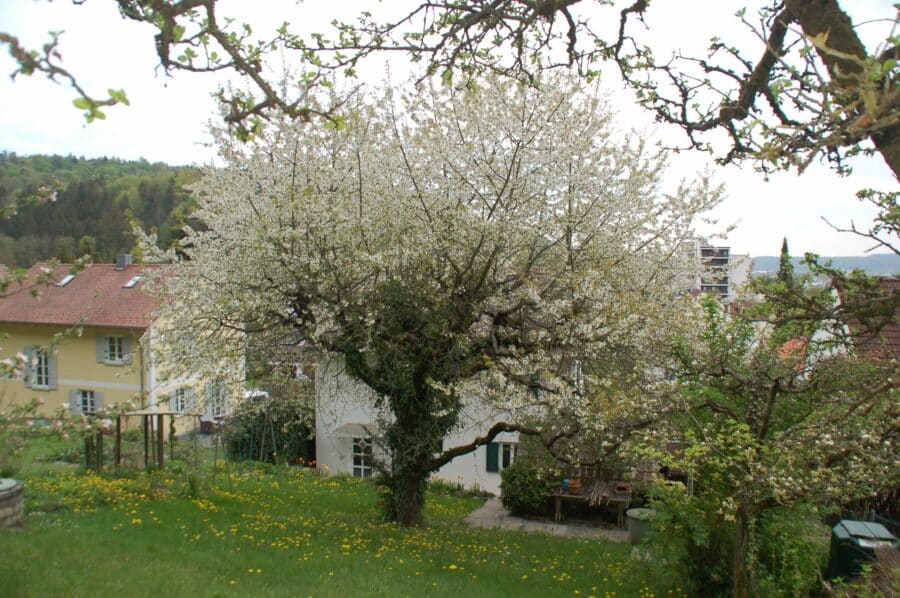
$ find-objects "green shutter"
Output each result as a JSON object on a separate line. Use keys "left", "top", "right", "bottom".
{"left": 486, "top": 442, "right": 500, "bottom": 473}
{"left": 94, "top": 391, "right": 104, "bottom": 411}
{"left": 96, "top": 336, "right": 106, "bottom": 362}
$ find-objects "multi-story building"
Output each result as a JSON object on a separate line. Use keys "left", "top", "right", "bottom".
{"left": 0, "top": 258, "right": 237, "bottom": 427}
{"left": 680, "top": 241, "right": 751, "bottom": 303}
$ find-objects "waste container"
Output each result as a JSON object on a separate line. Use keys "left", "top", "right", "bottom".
{"left": 626, "top": 507, "right": 655, "bottom": 545}
{"left": 826, "top": 520, "right": 897, "bottom": 580}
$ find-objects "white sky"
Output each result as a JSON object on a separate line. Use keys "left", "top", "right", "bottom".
{"left": 0, "top": 0, "right": 896, "bottom": 257}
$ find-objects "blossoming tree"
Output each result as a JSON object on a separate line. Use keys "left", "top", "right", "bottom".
{"left": 659, "top": 263, "right": 898, "bottom": 597}
{"left": 145, "top": 74, "right": 721, "bottom": 525}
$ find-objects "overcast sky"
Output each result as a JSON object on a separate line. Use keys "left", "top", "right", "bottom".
{"left": 0, "top": 0, "right": 896, "bottom": 257}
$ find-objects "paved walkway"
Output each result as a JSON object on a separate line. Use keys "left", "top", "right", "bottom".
{"left": 464, "top": 498, "right": 628, "bottom": 542}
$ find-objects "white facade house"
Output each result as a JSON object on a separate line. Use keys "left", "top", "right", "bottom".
{"left": 315, "top": 356, "right": 521, "bottom": 495}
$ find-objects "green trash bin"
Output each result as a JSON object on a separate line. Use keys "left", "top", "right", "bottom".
{"left": 826, "top": 520, "right": 897, "bottom": 580}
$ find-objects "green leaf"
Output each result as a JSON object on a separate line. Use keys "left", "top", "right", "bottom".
{"left": 108, "top": 89, "right": 130, "bottom": 106}
{"left": 72, "top": 97, "right": 92, "bottom": 110}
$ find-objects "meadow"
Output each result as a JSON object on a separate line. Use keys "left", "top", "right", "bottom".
{"left": 0, "top": 437, "right": 685, "bottom": 597}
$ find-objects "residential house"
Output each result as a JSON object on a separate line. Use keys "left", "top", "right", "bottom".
{"left": 315, "top": 356, "right": 522, "bottom": 495}
{"left": 0, "top": 258, "right": 237, "bottom": 429}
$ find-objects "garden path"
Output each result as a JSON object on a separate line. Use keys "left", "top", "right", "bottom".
{"left": 465, "top": 498, "right": 628, "bottom": 542}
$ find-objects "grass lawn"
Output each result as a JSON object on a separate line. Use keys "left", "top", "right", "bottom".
{"left": 1, "top": 439, "right": 686, "bottom": 597}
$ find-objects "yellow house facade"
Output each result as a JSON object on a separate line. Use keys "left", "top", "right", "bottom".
{"left": 2, "top": 322, "right": 147, "bottom": 416}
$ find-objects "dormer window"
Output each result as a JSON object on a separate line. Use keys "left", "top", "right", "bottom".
{"left": 56, "top": 274, "right": 76, "bottom": 287}
{"left": 123, "top": 274, "right": 144, "bottom": 288}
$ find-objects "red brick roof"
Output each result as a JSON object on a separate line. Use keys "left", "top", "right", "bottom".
{"left": 0, "top": 263, "right": 161, "bottom": 329}
{"left": 853, "top": 278, "right": 900, "bottom": 360}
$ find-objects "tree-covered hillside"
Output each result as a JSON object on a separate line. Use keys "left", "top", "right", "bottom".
{"left": 0, "top": 152, "right": 198, "bottom": 266}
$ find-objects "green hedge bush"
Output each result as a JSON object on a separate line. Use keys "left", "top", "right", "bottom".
{"left": 500, "top": 460, "right": 556, "bottom": 516}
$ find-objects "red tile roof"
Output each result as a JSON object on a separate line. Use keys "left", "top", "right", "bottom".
{"left": 852, "top": 278, "right": 900, "bottom": 360}
{"left": 0, "top": 263, "right": 161, "bottom": 329}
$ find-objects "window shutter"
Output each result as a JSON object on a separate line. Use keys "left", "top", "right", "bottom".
{"left": 69, "top": 390, "right": 81, "bottom": 414}
{"left": 47, "top": 352, "right": 58, "bottom": 389}
{"left": 121, "top": 337, "right": 132, "bottom": 364}
{"left": 23, "top": 346, "right": 35, "bottom": 388}
{"left": 486, "top": 442, "right": 500, "bottom": 473}
{"left": 94, "top": 391, "right": 104, "bottom": 411}
{"left": 96, "top": 336, "right": 106, "bottom": 362}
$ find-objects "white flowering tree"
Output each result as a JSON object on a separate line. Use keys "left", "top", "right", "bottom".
{"left": 658, "top": 263, "right": 898, "bottom": 597}
{"left": 145, "top": 74, "right": 720, "bottom": 525}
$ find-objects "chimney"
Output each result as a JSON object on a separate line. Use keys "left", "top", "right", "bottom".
{"left": 115, "top": 254, "right": 133, "bottom": 270}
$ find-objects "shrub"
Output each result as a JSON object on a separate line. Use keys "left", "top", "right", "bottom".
{"left": 753, "top": 503, "right": 829, "bottom": 597}
{"left": 646, "top": 482, "right": 734, "bottom": 597}
{"left": 223, "top": 394, "right": 313, "bottom": 465}
{"left": 428, "top": 477, "right": 490, "bottom": 499}
{"left": 833, "top": 547, "right": 900, "bottom": 597}
{"left": 648, "top": 484, "right": 831, "bottom": 597}
{"left": 500, "top": 460, "right": 556, "bottom": 516}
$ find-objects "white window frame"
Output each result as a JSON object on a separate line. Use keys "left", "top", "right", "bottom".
{"left": 174, "top": 387, "right": 188, "bottom": 413}
{"left": 500, "top": 441, "right": 517, "bottom": 470}
{"left": 79, "top": 390, "right": 97, "bottom": 415}
{"left": 352, "top": 437, "right": 374, "bottom": 478}
{"left": 206, "top": 381, "right": 227, "bottom": 418}
{"left": 34, "top": 349, "right": 50, "bottom": 388}
{"left": 106, "top": 336, "right": 125, "bottom": 363}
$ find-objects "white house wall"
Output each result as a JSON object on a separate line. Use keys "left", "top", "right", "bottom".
{"left": 315, "top": 355, "right": 521, "bottom": 495}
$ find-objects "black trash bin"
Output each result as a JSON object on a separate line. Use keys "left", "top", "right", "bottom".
{"left": 826, "top": 520, "right": 898, "bottom": 580}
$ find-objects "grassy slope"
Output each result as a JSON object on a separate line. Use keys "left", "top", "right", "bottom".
{"left": 0, "top": 444, "right": 683, "bottom": 597}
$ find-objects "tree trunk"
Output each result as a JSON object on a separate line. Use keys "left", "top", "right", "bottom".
{"left": 787, "top": 0, "right": 900, "bottom": 179}
{"left": 732, "top": 503, "right": 752, "bottom": 598}
{"left": 392, "top": 464, "right": 427, "bottom": 526}
{"left": 384, "top": 393, "right": 434, "bottom": 527}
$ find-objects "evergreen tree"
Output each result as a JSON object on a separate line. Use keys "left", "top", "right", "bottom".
{"left": 777, "top": 237, "right": 794, "bottom": 287}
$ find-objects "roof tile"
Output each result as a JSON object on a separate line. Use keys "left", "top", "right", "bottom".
{"left": 0, "top": 263, "right": 161, "bottom": 329}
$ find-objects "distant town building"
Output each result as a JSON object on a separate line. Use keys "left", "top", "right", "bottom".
{"left": 680, "top": 241, "right": 751, "bottom": 303}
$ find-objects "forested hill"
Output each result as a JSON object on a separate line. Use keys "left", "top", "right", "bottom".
{"left": 0, "top": 152, "right": 199, "bottom": 267}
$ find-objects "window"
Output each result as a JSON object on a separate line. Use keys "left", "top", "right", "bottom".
{"left": 55, "top": 274, "right": 75, "bottom": 287}
{"left": 501, "top": 442, "right": 516, "bottom": 469}
{"left": 24, "top": 346, "right": 56, "bottom": 390}
{"left": 486, "top": 441, "right": 517, "bottom": 473}
{"left": 79, "top": 390, "right": 97, "bottom": 414}
{"left": 107, "top": 336, "right": 124, "bottom": 362}
{"left": 97, "top": 335, "right": 131, "bottom": 365}
{"left": 34, "top": 349, "right": 50, "bottom": 388}
{"left": 68, "top": 389, "right": 103, "bottom": 415}
{"left": 123, "top": 274, "right": 144, "bottom": 288}
{"left": 205, "top": 380, "right": 227, "bottom": 418}
{"left": 352, "top": 437, "right": 374, "bottom": 478}
{"left": 173, "top": 387, "right": 195, "bottom": 413}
